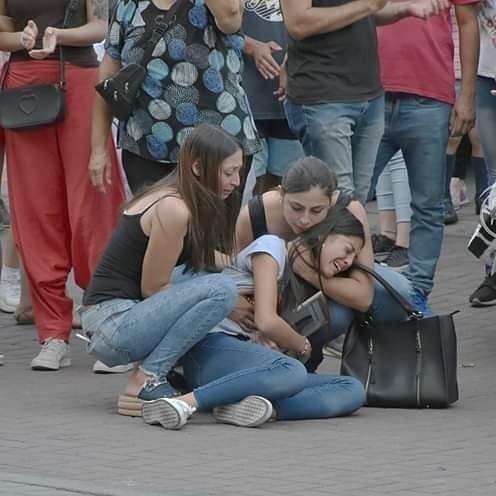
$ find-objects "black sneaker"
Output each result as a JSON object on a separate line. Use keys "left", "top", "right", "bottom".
{"left": 380, "top": 245, "right": 409, "bottom": 271}
{"left": 372, "top": 233, "right": 395, "bottom": 256}
{"left": 444, "top": 199, "right": 458, "bottom": 225}
{"left": 469, "top": 274, "right": 496, "bottom": 307}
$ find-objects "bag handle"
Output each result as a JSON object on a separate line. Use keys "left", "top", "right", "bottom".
{"left": 353, "top": 262, "right": 423, "bottom": 319}
{"left": 138, "top": 0, "right": 189, "bottom": 69}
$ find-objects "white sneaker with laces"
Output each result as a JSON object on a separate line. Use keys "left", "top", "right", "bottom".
{"left": 142, "top": 397, "right": 196, "bottom": 430}
{"left": 31, "top": 339, "right": 71, "bottom": 371}
{"left": 93, "top": 360, "right": 135, "bottom": 374}
{"left": 0, "top": 273, "right": 21, "bottom": 313}
{"left": 213, "top": 396, "right": 273, "bottom": 427}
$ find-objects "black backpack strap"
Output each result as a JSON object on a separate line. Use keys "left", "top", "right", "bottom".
{"left": 248, "top": 195, "right": 269, "bottom": 239}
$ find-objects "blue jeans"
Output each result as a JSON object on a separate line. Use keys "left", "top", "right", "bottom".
{"left": 476, "top": 76, "right": 496, "bottom": 185}
{"left": 252, "top": 137, "right": 304, "bottom": 178}
{"left": 376, "top": 151, "right": 412, "bottom": 223}
{"left": 326, "top": 264, "right": 414, "bottom": 340}
{"left": 372, "top": 93, "right": 451, "bottom": 293}
{"left": 181, "top": 333, "right": 365, "bottom": 419}
{"left": 284, "top": 96, "right": 385, "bottom": 203}
{"left": 81, "top": 273, "right": 237, "bottom": 381}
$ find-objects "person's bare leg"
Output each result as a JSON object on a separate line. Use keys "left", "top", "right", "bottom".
{"left": 395, "top": 221, "right": 410, "bottom": 248}
{"left": 379, "top": 210, "right": 397, "bottom": 240}
{"left": 3, "top": 229, "right": 18, "bottom": 268}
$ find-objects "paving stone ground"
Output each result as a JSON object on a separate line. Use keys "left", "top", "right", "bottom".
{"left": 0, "top": 203, "right": 495, "bottom": 496}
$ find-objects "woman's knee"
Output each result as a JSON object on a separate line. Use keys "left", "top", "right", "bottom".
{"left": 372, "top": 265, "right": 412, "bottom": 320}
{"left": 202, "top": 273, "right": 238, "bottom": 313}
{"left": 320, "top": 376, "right": 366, "bottom": 417}
{"left": 259, "top": 356, "right": 308, "bottom": 399}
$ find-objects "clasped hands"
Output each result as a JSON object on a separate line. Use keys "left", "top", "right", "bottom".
{"left": 20, "top": 20, "right": 57, "bottom": 59}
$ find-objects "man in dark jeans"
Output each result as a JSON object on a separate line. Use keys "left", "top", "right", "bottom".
{"left": 280, "top": 0, "right": 448, "bottom": 204}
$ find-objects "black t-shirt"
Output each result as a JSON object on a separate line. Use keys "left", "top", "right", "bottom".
{"left": 286, "top": 0, "right": 383, "bottom": 104}
{"left": 7, "top": 0, "right": 98, "bottom": 67}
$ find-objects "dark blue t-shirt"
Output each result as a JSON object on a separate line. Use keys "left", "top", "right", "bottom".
{"left": 242, "top": 1, "right": 287, "bottom": 120}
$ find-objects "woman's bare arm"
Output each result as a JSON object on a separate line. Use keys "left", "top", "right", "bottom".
{"left": 252, "top": 253, "right": 307, "bottom": 354}
{"left": 53, "top": 0, "right": 109, "bottom": 47}
{"left": 205, "top": 0, "right": 244, "bottom": 34}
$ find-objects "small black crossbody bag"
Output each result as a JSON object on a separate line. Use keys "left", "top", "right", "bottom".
{"left": 95, "top": 0, "right": 187, "bottom": 121}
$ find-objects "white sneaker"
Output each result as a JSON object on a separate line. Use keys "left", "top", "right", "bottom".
{"left": 142, "top": 397, "right": 196, "bottom": 430}
{"left": 31, "top": 339, "right": 71, "bottom": 371}
{"left": 450, "top": 178, "right": 470, "bottom": 209}
{"left": 0, "top": 274, "right": 20, "bottom": 313}
{"left": 212, "top": 396, "right": 273, "bottom": 427}
{"left": 93, "top": 360, "right": 135, "bottom": 374}
{"left": 0, "top": 353, "right": 4, "bottom": 366}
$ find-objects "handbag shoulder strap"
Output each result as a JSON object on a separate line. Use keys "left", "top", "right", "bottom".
{"left": 58, "top": 0, "right": 83, "bottom": 86}
{"left": 138, "top": 0, "right": 189, "bottom": 68}
{"left": 353, "top": 262, "right": 422, "bottom": 319}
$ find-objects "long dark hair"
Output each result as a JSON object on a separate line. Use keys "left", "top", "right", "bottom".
{"left": 281, "top": 156, "right": 337, "bottom": 199}
{"left": 281, "top": 207, "right": 366, "bottom": 307}
{"left": 128, "top": 124, "right": 242, "bottom": 271}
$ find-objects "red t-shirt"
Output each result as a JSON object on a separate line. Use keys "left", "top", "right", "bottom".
{"left": 377, "top": 0, "right": 478, "bottom": 104}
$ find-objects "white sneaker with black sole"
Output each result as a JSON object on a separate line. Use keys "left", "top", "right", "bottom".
{"left": 213, "top": 396, "right": 273, "bottom": 427}
{"left": 31, "top": 339, "right": 71, "bottom": 371}
{"left": 142, "top": 397, "right": 196, "bottom": 430}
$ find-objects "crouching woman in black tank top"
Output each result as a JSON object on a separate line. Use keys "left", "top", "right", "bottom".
{"left": 81, "top": 124, "right": 241, "bottom": 416}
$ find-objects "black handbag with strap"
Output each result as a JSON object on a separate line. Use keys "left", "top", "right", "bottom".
{"left": 0, "top": 0, "right": 82, "bottom": 131}
{"left": 340, "top": 263, "right": 459, "bottom": 409}
{"left": 95, "top": 0, "right": 187, "bottom": 121}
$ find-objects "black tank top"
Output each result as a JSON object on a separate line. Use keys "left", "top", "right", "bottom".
{"left": 7, "top": 0, "right": 98, "bottom": 67}
{"left": 83, "top": 196, "right": 190, "bottom": 305}
{"left": 248, "top": 190, "right": 353, "bottom": 239}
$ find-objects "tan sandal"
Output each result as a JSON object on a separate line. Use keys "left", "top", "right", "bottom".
{"left": 118, "top": 394, "right": 143, "bottom": 417}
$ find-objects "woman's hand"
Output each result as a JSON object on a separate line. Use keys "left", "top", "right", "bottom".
{"left": 229, "top": 294, "right": 255, "bottom": 331}
{"left": 29, "top": 26, "right": 58, "bottom": 59}
{"left": 252, "top": 40, "right": 282, "bottom": 80}
{"left": 88, "top": 147, "right": 112, "bottom": 193}
{"left": 19, "top": 20, "right": 37, "bottom": 51}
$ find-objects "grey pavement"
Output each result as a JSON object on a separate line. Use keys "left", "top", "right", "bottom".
{"left": 0, "top": 204, "right": 495, "bottom": 496}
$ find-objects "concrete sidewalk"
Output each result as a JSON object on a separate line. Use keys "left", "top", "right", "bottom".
{"left": 0, "top": 205, "right": 495, "bottom": 496}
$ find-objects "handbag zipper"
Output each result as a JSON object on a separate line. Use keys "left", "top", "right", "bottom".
{"left": 365, "top": 337, "right": 374, "bottom": 393}
{"left": 416, "top": 330, "right": 422, "bottom": 407}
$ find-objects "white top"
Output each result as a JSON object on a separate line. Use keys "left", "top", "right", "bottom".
{"left": 211, "top": 235, "right": 286, "bottom": 338}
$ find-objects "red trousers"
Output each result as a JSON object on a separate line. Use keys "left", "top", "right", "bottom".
{"left": 4, "top": 61, "right": 124, "bottom": 343}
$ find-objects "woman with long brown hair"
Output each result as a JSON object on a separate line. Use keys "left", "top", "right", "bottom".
{"left": 81, "top": 124, "right": 241, "bottom": 415}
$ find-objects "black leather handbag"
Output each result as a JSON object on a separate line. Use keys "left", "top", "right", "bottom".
{"left": 0, "top": 0, "right": 82, "bottom": 131}
{"left": 95, "top": 0, "right": 187, "bottom": 120}
{"left": 340, "top": 264, "right": 459, "bottom": 409}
